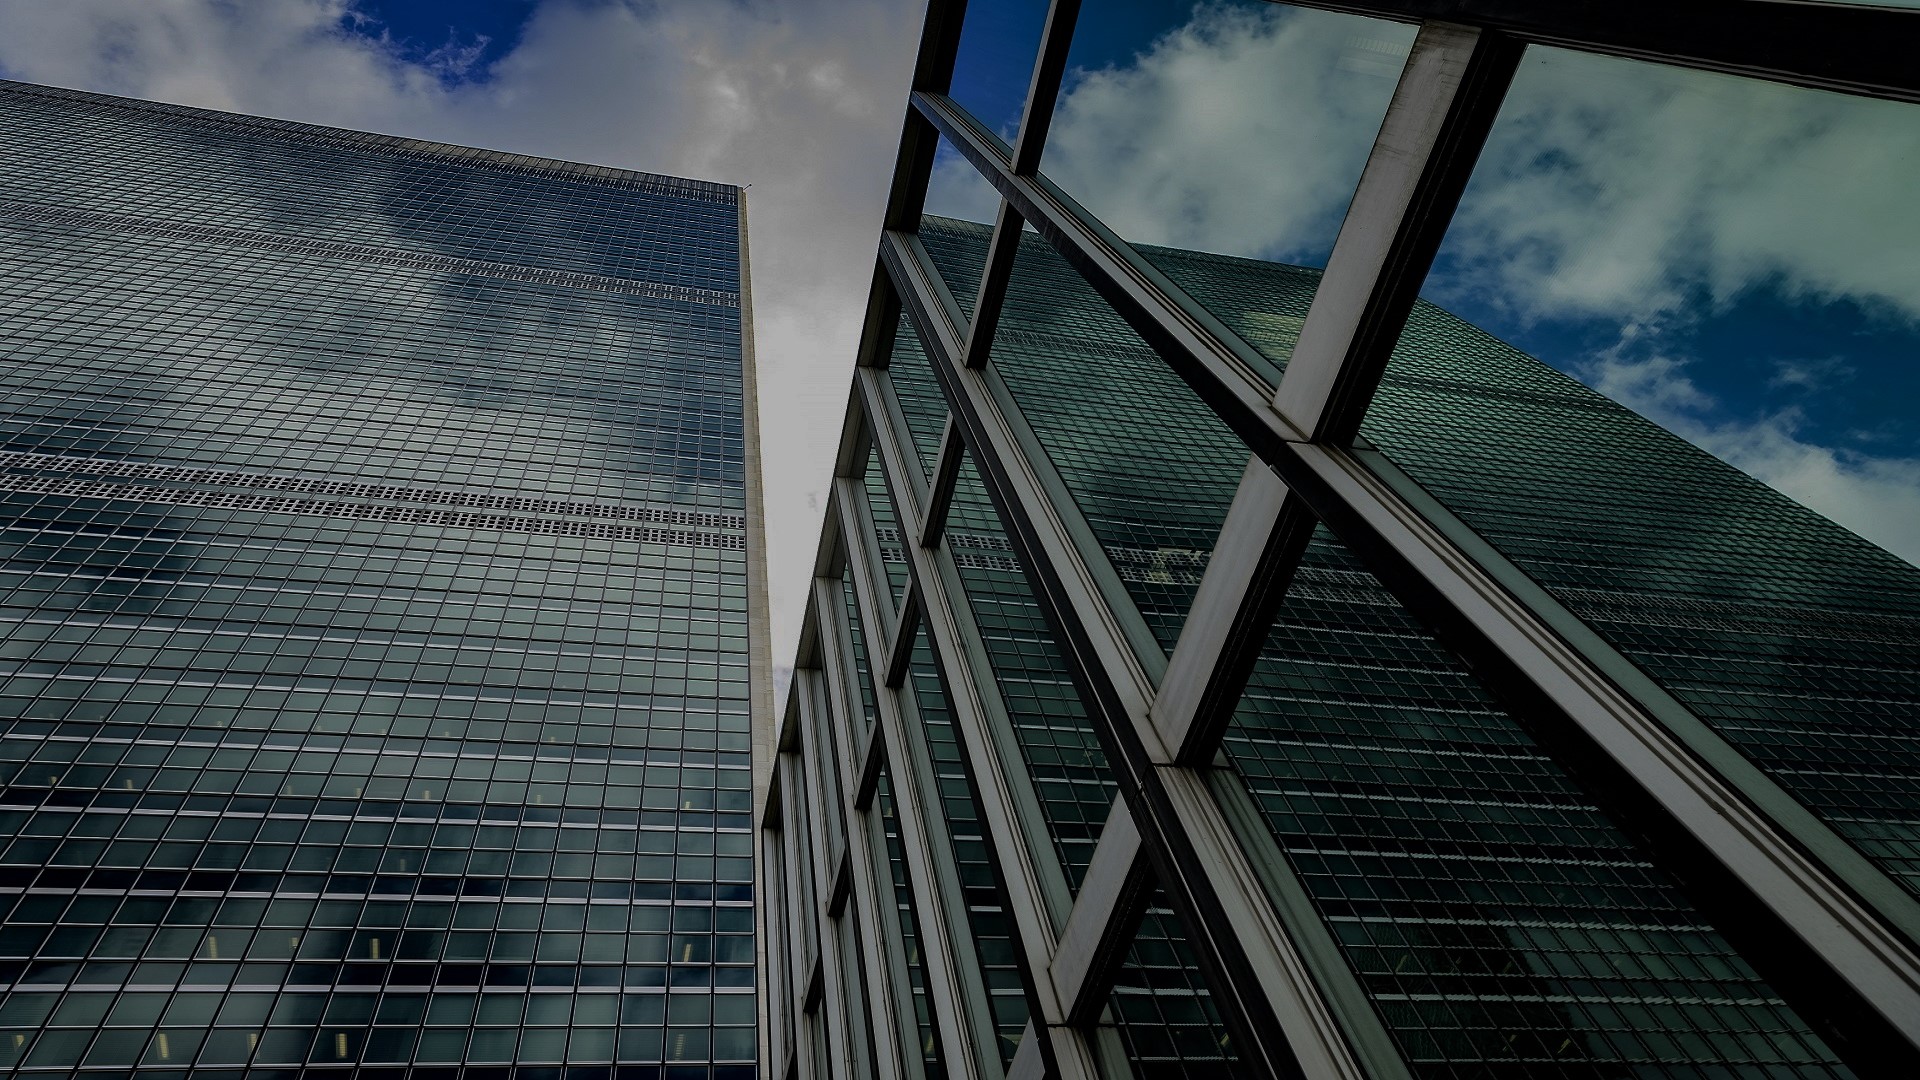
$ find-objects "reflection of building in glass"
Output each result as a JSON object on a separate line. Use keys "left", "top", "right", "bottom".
{"left": 0, "top": 81, "right": 767, "bottom": 1076}
{"left": 765, "top": 3, "right": 1920, "bottom": 1080}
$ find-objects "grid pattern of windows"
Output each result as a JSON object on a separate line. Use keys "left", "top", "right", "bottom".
{"left": 0, "top": 81, "right": 753, "bottom": 1077}
{"left": 1105, "top": 888, "right": 1238, "bottom": 1080}
{"left": 902, "top": 625, "right": 1029, "bottom": 1065}
{"left": 923, "top": 220, "right": 1245, "bottom": 652}
{"left": 1223, "top": 526, "right": 1846, "bottom": 1077}
{"left": 942, "top": 459, "right": 1114, "bottom": 891}
{"left": 1365, "top": 303, "right": 1920, "bottom": 899}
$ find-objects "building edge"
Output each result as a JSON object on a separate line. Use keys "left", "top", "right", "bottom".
{"left": 0, "top": 78, "right": 737, "bottom": 202}
{"left": 736, "top": 188, "right": 779, "bottom": 1078}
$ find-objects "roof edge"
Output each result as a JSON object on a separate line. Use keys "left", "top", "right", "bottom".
{"left": 0, "top": 78, "right": 738, "bottom": 204}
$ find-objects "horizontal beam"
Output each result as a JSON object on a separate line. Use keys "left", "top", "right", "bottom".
{"left": 1277, "top": 0, "right": 1920, "bottom": 104}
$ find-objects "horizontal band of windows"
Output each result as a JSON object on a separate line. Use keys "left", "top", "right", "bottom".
{"left": 0, "top": 481, "right": 745, "bottom": 548}
{"left": 0, "top": 199, "right": 742, "bottom": 308}
{"left": 0, "top": 452, "right": 745, "bottom": 530}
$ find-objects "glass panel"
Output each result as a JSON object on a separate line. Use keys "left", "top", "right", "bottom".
{"left": 875, "top": 765, "right": 949, "bottom": 1078}
{"left": 925, "top": 133, "right": 1001, "bottom": 283}
{"left": 887, "top": 307, "right": 951, "bottom": 485}
{"left": 948, "top": 0, "right": 1055, "bottom": 140}
{"left": 945, "top": 456, "right": 1116, "bottom": 891}
{"left": 1042, "top": 1, "right": 1417, "bottom": 377}
{"left": 903, "top": 622, "right": 1029, "bottom": 1064}
{"left": 1222, "top": 525, "right": 1850, "bottom": 1077}
{"left": 862, "top": 440, "right": 913, "bottom": 606}
{"left": 1103, "top": 886, "right": 1240, "bottom": 1080}
{"left": 933, "top": 215, "right": 1244, "bottom": 650}
{"left": 1363, "top": 45, "right": 1920, "bottom": 899}
{"left": 834, "top": 908, "right": 879, "bottom": 1080}
{"left": 840, "top": 567, "right": 881, "bottom": 742}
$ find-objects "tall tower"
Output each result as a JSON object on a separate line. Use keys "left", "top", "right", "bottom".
{"left": 0, "top": 82, "right": 767, "bottom": 1078}
{"left": 761, "top": 2, "right": 1920, "bottom": 1079}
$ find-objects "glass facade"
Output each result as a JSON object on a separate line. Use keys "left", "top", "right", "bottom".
{"left": 0, "top": 81, "right": 757, "bottom": 1078}
{"left": 765, "top": 3, "right": 1920, "bottom": 1080}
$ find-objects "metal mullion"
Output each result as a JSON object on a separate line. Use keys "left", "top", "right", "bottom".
{"left": 883, "top": 580, "right": 920, "bottom": 690}
{"left": 779, "top": 742, "right": 823, "bottom": 1080}
{"left": 885, "top": 0, "right": 972, "bottom": 233}
{"left": 860, "top": 380, "right": 1077, "bottom": 946}
{"left": 834, "top": 480, "right": 1002, "bottom": 1080}
{"left": 1007, "top": 0, "right": 1083, "bottom": 175}
{"left": 795, "top": 667, "right": 859, "bottom": 1078}
{"left": 918, "top": 415, "right": 966, "bottom": 545}
{"left": 817, "top": 573, "right": 916, "bottom": 1080}
{"left": 1240, "top": 0, "right": 1920, "bottom": 104}
{"left": 960, "top": 201, "right": 1024, "bottom": 371}
{"left": 759, "top": 817, "right": 795, "bottom": 1080}
{"left": 1281, "top": 438, "right": 1920, "bottom": 1068}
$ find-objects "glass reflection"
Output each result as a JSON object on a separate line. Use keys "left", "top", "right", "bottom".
{"left": 1042, "top": 1, "right": 1417, "bottom": 376}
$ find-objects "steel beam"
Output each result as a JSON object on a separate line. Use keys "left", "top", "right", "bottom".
{"left": 795, "top": 669, "right": 857, "bottom": 1074}
{"left": 1047, "top": 800, "right": 1152, "bottom": 1025}
{"left": 880, "top": 235, "right": 1397, "bottom": 1079}
{"left": 1008, "top": 0, "right": 1083, "bottom": 175}
{"left": 1149, "top": 459, "right": 1315, "bottom": 766}
{"left": 834, "top": 477, "right": 1001, "bottom": 1080}
{"left": 919, "top": 415, "right": 966, "bottom": 547}
{"left": 912, "top": 55, "right": 1920, "bottom": 1069}
{"left": 1273, "top": 0, "right": 1920, "bottom": 104}
{"left": 817, "top": 573, "right": 918, "bottom": 1080}
{"left": 856, "top": 364, "right": 1105, "bottom": 1079}
{"left": 1270, "top": 22, "right": 1520, "bottom": 443}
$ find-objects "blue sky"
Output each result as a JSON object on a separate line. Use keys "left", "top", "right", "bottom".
{"left": 0, "top": 0, "right": 1912, "bottom": 664}
{"left": 344, "top": 0, "right": 537, "bottom": 78}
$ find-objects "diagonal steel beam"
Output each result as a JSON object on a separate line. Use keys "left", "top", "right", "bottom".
{"left": 1047, "top": 799, "right": 1153, "bottom": 1025}
{"left": 1150, "top": 458, "right": 1316, "bottom": 766}
{"left": 1270, "top": 22, "right": 1520, "bottom": 443}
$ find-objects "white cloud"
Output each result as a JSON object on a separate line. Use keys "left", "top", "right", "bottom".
{"left": 1040, "top": 2, "right": 1412, "bottom": 262}
{"left": 1433, "top": 48, "right": 1920, "bottom": 327}
{"left": 1583, "top": 351, "right": 1920, "bottom": 566}
{"left": 0, "top": 0, "right": 924, "bottom": 682}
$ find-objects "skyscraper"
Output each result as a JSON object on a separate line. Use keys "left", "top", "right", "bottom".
{"left": 0, "top": 81, "right": 768, "bottom": 1078}
{"left": 762, "top": 3, "right": 1920, "bottom": 1079}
